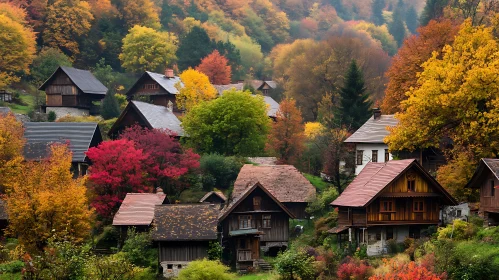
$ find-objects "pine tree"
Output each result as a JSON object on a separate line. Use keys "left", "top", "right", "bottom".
{"left": 388, "top": 0, "right": 406, "bottom": 47}
{"left": 334, "top": 60, "right": 372, "bottom": 130}
{"left": 406, "top": 6, "right": 419, "bottom": 34}
{"left": 420, "top": 0, "right": 449, "bottom": 27}
{"left": 371, "top": 0, "right": 385, "bottom": 26}
{"left": 100, "top": 92, "right": 120, "bottom": 120}
{"left": 176, "top": 26, "right": 213, "bottom": 71}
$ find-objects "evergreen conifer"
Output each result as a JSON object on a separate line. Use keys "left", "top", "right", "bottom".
{"left": 176, "top": 26, "right": 213, "bottom": 71}
{"left": 371, "top": 0, "right": 385, "bottom": 26}
{"left": 101, "top": 92, "right": 120, "bottom": 120}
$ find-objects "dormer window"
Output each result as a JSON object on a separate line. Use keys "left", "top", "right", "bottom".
{"left": 406, "top": 172, "right": 416, "bottom": 192}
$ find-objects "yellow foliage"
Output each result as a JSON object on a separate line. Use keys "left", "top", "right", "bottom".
{"left": 121, "top": 0, "right": 160, "bottom": 30}
{"left": 176, "top": 68, "right": 218, "bottom": 111}
{"left": 436, "top": 151, "right": 477, "bottom": 201}
{"left": 183, "top": 17, "right": 201, "bottom": 33}
{"left": 0, "top": 113, "right": 24, "bottom": 191}
{"left": 304, "top": 122, "right": 324, "bottom": 139}
{"left": 6, "top": 144, "right": 93, "bottom": 252}
{"left": 0, "top": 2, "right": 27, "bottom": 24}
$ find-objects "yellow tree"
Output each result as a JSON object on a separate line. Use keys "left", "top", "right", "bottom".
{"left": 0, "top": 113, "right": 24, "bottom": 192}
{"left": 0, "top": 3, "right": 36, "bottom": 88}
{"left": 6, "top": 144, "right": 93, "bottom": 252}
{"left": 120, "top": 0, "right": 160, "bottom": 30}
{"left": 43, "top": 0, "right": 94, "bottom": 58}
{"left": 175, "top": 68, "right": 218, "bottom": 112}
{"left": 120, "top": 25, "right": 177, "bottom": 74}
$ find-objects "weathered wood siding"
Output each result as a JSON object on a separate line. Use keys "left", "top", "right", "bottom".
{"left": 367, "top": 197, "right": 440, "bottom": 223}
{"left": 283, "top": 202, "right": 308, "bottom": 219}
{"left": 159, "top": 241, "right": 209, "bottom": 262}
{"left": 480, "top": 171, "right": 499, "bottom": 212}
{"left": 131, "top": 76, "right": 168, "bottom": 96}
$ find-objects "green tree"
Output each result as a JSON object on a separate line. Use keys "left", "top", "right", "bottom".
{"left": 100, "top": 93, "right": 120, "bottom": 120}
{"left": 406, "top": 6, "right": 419, "bottom": 34}
{"left": 371, "top": 0, "right": 385, "bottom": 26}
{"left": 213, "top": 40, "right": 243, "bottom": 81}
{"left": 176, "top": 26, "right": 213, "bottom": 71}
{"left": 119, "top": 25, "right": 177, "bottom": 74}
{"left": 388, "top": 0, "right": 407, "bottom": 47}
{"left": 31, "top": 47, "right": 72, "bottom": 85}
{"left": 420, "top": 0, "right": 449, "bottom": 26}
{"left": 182, "top": 89, "right": 270, "bottom": 156}
{"left": 334, "top": 60, "right": 372, "bottom": 130}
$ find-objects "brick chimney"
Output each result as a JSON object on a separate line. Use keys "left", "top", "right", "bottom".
{"left": 156, "top": 187, "right": 164, "bottom": 194}
{"left": 372, "top": 108, "right": 382, "bottom": 120}
{"left": 164, "top": 68, "right": 174, "bottom": 78}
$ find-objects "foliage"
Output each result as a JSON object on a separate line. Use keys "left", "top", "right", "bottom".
{"left": 84, "top": 253, "right": 142, "bottom": 280}
{"left": 176, "top": 68, "right": 218, "bottom": 111}
{"left": 0, "top": 4, "right": 36, "bottom": 88}
{"left": 405, "top": 6, "right": 419, "bottom": 34}
{"left": 371, "top": 0, "right": 385, "bottom": 25}
{"left": 200, "top": 153, "right": 244, "bottom": 190}
{"left": 370, "top": 257, "right": 442, "bottom": 280}
{"left": 47, "top": 111, "right": 56, "bottom": 122}
{"left": 6, "top": 144, "right": 92, "bottom": 253}
{"left": 437, "top": 220, "right": 480, "bottom": 241}
{"left": 0, "top": 113, "right": 24, "bottom": 192}
{"left": 121, "top": 228, "right": 157, "bottom": 269}
{"left": 208, "top": 241, "right": 223, "bottom": 261}
{"left": 306, "top": 187, "right": 338, "bottom": 217}
{"left": 436, "top": 151, "right": 478, "bottom": 202}
{"left": 381, "top": 19, "right": 458, "bottom": 114}
{"left": 101, "top": 92, "right": 121, "bottom": 120}
{"left": 388, "top": 0, "right": 407, "bottom": 47}
{"left": 304, "top": 122, "right": 324, "bottom": 140}
{"left": 119, "top": 25, "right": 177, "bottom": 74}
{"left": 337, "top": 256, "right": 372, "bottom": 280}
{"left": 420, "top": 0, "right": 449, "bottom": 26}
{"left": 119, "top": 0, "right": 161, "bottom": 30}
{"left": 266, "top": 98, "right": 305, "bottom": 165}
{"left": 196, "top": 50, "right": 232, "bottom": 85}
{"left": 30, "top": 47, "right": 72, "bottom": 85}
{"left": 274, "top": 248, "right": 315, "bottom": 280}
{"left": 177, "top": 258, "right": 235, "bottom": 280}
{"left": 353, "top": 21, "right": 398, "bottom": 56}
{"left": 182, "top": 89, "right": 270, "bottom": 156}
{"left": 176, "top": 26, "right": 213, "bottom": 71}
{"left": 313, "top": 210, "right": 338, "bottom": 245}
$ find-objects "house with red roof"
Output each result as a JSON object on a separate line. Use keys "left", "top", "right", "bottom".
{"left": 330, "top": 159, "right": 457, "bottom": 256}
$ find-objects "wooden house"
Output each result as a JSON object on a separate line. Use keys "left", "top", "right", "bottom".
{"left": 256, "top": 80, "right": 277, "bottom": 96}
{"left": 465, "top": 159, "right": 499, "bottom": 225}
{"left": 330, "top": 159, "right": 457, "bottom": 256}
{"left": 152, "top": 204, "right": 219, "bottom": 278}
{"left": 126, "top": 70, "right": 182, "bottom": 114}
{"left": 108, "top": 100, "right": 184, "bottom": 139}
{"left": 233, "top": 164, "right": 316, "bottom": 219}
{"left": 0, "top": 90, "right": 12, "bottom": 103}
{"left": 39, "top": 66, "right": 108, "bottom": 117}
{"left": 199, "top": 191, "right": 226, "bottom": 204}
{"left": 23, "top": 122, "right": 103, "bottom": 176}
{"left": 219, "top": 182, "right": 294, "bottom": 272}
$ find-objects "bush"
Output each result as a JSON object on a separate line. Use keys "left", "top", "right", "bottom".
{"left": 0, "top": 260, "right": 23, "bottom": 273}
{"left": 47, "top": 111, "right": 56, "bottom": 122}
{"left": 448, "top": 241, "right": 499, "bottom": 280}
{"left": 313, "top": 210, "right": 338, "bottom": 245}
{"left": 306, "top": 186, "right": 338, "bottom": 217}
{"left": 313, "top": 246, "right": 339, "bottom": 279}
{"left": 177, "top": 259, "right": 235, "bottom": 280}
{"left": 200, "top": 154, "right": 244, "bottom": 190}
{"left": 101, "top": 93, "right": 121, "bottom": 120}
{"left": 275, "top": 248, "right": 315, "bottom": 280}
{"left": 370, "top": 260, "right": 442, "bottom": 280}
{"left": 85, "top": 254, "right": 141, "bottom": 280}
{"left": 337, "top": 256, "right": 372, "bottom": 280}
{"left": 438, "top": 220, "right": 477, "bottom": 241}
{"left": 208, "top": 241, "right": 222, "bottom": 261}
{"left": 121, "top": 228, "right": 157, "bottom": 269}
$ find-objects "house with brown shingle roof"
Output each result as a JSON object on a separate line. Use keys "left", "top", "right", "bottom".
{"left": 233, "top": 164, "right": 316, "bottom": 219}
{"left": 199, "top": 191, "right": 226, "bottom": 204}
{"left": 152, "top": 204, "right": 219, "bottom": 278}
{"left": 466, "top": 158, "right": 499, "bottom": 226}
{"left": 330, "top": 159, "right": 456, "bottom": 256}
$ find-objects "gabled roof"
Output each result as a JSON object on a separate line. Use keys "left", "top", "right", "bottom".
{"left": 213, "top": 83, "right": 244, "bottom": 96}
{"left": 127, "top": 71, "right": 182, "bottom": 96}
{"left": 113, "top": 193, "right": 167, "bottom": 226}
{"left": 259, "top": 81, "right": 277, "bottom": 89}
{"left": 219, "top": 182, "right": 295, "bottom": 221}
{"left": 331, "top": 159, "right": 457, "bottom": 207}
{"left": 263, "top": 96, "right": 279, "bottom": 118}
{"left": 199, "top": 191, "right": 227, "bottom": 203}
{"left": 109, "top": 101, "right": 184, "bottom": 137}
{"left": 39, "top": 66, "right": 108, "bottom": 95}
{"left": 152, "top": 204, "right": 219, "bottom": 241}
{"left": 233, "top": 164, "right": 316, "bottom": 203}
{"left": 466, "top": 158, "right": 499, "bottom": 189}
{"left": 23, "top": 122, "right": 102, "bottom": 163}
{"left": 344, "top": 115, "right": 398, "bottom": 143}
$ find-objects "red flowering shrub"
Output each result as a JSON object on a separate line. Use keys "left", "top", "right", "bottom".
{"left": 370, "top": 258, "right": 445, "bottom": 280}
{"left": 337, "top": 256, "right": 372, "bottom": 280}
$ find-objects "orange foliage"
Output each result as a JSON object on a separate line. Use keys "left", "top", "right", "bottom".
{"left": 370, "top": 259, "right": 444, "bottom": 280}
{"left": 0, "top": 112, "right": 24, "bottom": 191}
{"left": 196, "top": 50, "right": 232, "bottom": 85}
{"left": 266, "top": 98, "right": 305, "bottom": 165}
{"left": 381, "top": 19, "right": 459, "bottom": 114}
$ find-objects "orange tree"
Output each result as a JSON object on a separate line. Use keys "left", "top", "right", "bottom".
{"left": 0, "top": 112, "right": 24, "bottom": 192}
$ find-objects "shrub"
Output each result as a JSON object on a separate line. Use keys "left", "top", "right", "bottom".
{"left": 306, "top": 186, "right": 338, "bottom": 217}
{"left": 85, "top": 254, "right": 141, "bottom": 280}
{"left": 448, "top": 241, "right": 499, "bottom": 280}
{"left": 275, "top": 248, "right": 315, "bottom": 280}
{"left": 0, "top": 260, "right": 23, "bottom": 273}
{"left": 437, "top": 220, "right": 477, "bottom": 241}
{"left": 313, "top": 246, "right": 339, "bottom": 279}
{"left": 200, "top": 153, "right": 244, "bottom": 190}
{"left": 47, "top": 111, "right": 56, "bottom": 122}
{"left": 370, "top": 260, "right": 443, "bottom": 280}
{"left": 177, "top": 259, "right": 235, "bottom": 280}
{"left": 386, "top": 239, "right": 404, "bottom": 254}
{"left": 337, "top": 256, "right": 371, "bottom": 280}
{"left": 313, "top": 210, "right": 338, "bottom": 245}
{"left": 121, "top": 228, "right": 157, "bottom": 269}
{"left": 208, "top": 241, "right": 223, "bottom": 261}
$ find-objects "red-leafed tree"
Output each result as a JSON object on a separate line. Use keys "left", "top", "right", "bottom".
{"left": 266, "top": 98, "right": 305, "bottom": 165}
{"left": 196, "top": 50, "right": 232, "bottom": 85}
{"left": 86, "top": 139, "right": 150, "bottom": 219}
{"left": 119, "top": 126, "right": 200, "bottom": 199}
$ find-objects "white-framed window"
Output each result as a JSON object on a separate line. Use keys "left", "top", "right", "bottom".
{"left": 239, "top": 215, "right": 252, "bottom": 229}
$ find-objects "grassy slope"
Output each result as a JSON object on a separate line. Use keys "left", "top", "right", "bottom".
{"left": 8, "top": 94, "right": 34, "bottom": 114}
{"left": 303, "top": 173, "right": 331, "bottom": 192}
{"left": 236, "top": 273, "right": 276, "bottom": 280}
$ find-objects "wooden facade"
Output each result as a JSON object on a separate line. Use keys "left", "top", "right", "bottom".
{"left": 466, "top": 159, "right": 499, "bottom": 225}
{"left": 158, "top": 241, "right": 209, "bottom": 262}
{"left": 127, "top": 73, "right": 182, "bottom": 113}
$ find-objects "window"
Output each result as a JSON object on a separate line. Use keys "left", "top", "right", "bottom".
{"left": 372, "top": 150, "right": 378, "bottom": 163}
{"left": 143, "top": 83, "right": 159, "bottom": 90}
{"left": 381, "top": 200, "right": 394, "bottom": 212}
{"left": 407, "top": 180, "right": 416, "bottom": 192}
{"left": 491, "top": 180, "right": 496, "bottom": 197}
{"left": 177, "top": 265, "right": 182, "bottom": 269}
{"left": 386, "top": 227, "right": 394, "bottom": 240}
{"left": 385, "top": 149, "right": 390, "bottom": 162}
{"left": 253, "top": 196, "right": 261, "bottom": 211}
{"left": 262, "top": 215, "right": 271, "bottom": 228}
{"left": 239, "top": 215, "right": 252, "bottom": 229}
{"left": 167, "top": 264, "right": 173, "bottom": 270}
{"left": 239, "top": 239, "right": 247, "bottom": 249}
{"left": 457, "top": 209, "right": 462, "bottom": 217}
{"left": 356, "top": 150, "right": 364, "bottom": 165}
{"left": 413, "top": 200, "right": 424, "bottom": 212}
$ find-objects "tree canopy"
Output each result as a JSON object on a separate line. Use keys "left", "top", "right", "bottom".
{"left": 176, "top": 68, "right": 218, "bottom": 112}
{"left": 196, "top": 50, "right": 232, "bottom": 85}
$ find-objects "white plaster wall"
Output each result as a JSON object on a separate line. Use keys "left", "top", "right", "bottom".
{"left": 46, "top": 107, "right": 89, "bottom": 119}
{"left": 355, "top": 143, "right": 392, "bottom": 175}
{"left": 366, "top": 226, "right": 410, "bottom": 256}
{"left": 442, "top": 203, "right": 470, "bottom": 225}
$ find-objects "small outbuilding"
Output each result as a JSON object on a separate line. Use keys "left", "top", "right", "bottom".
{"left": 199, "top": 191, "right": 226, "bottom": 204}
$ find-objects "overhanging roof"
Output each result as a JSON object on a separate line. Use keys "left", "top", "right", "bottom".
{"left": 39, "top": 66, "right": 108, "bottom": 95}
{"left": 344, "top": 115, "right": 398, "bottom": 143}
{"left": 466, "top": 158, "right": 499, "bottom": 189}
{"left": 127, "top": 71, "right": 182, "bottom": 96}
{"left": 113, "top": 193, "right": 167, "bottom": 226}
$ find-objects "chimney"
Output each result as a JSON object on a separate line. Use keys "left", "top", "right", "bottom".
{"left": 156, "top": 187, "right": 164, "bottom": 194}
{"left": 373, "top": 108, "right": 381, "bottom": 120}
{"left": 167, "top": 100, "right": 173, "bottom": 112}
{"left": 164, "top": 68, "right": 174, "bottom": 79}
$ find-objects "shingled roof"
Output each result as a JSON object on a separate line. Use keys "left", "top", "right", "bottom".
{"left": 263, "top": 96, "right": 279, "bottom": 118}
{"left": 213, "top": 83, "right": 244, "bottom": 96}
{"left": 113, "top": 193, "right": 167, "bottom": 226}
{"left": 466, "top": 158, "right": 499, "bottom": 189}
{"left": 344, "top": 115, "right": 398, "bottom": 143}
{"left": 39, "top": 66, "right": 108, "bottom": 95}
{"left": 199, "top": 191, "right": 227, "bottom": 203}
{"left": 233, "top": 164, "right": 316, "bottom": 203}
{"left": 152, "top": 204, "right": 219, "bottom": 241}
{"left": 331, "top": 159, "right": 457, "bottom": 207}
{"left": 23, "top": 122, "right": 102, "bottom": 163}
{"left": 127, "top": 71, "right": 182, "bottom": 97}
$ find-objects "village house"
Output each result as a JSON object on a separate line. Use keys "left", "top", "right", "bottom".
{"left": 23, "top": 122, "right": 103, "bottom": 176}
{"left": 219, "top": 182, "right": 294, "bottom": 272}
{"left": 329, "top": 159, "right": 457, "bottom": 256}
{"left": 126, "top": 70, "right": 182, "bottom": 114}
{"left": 233, "top": 164, "right": 316, "bottom": 219}
{"left": 465, "top": 158, "right": 499, "bottom": 225}
{"left": 199, "top": 191, "right": 227, "bottom": 204}
{"left": 108, "top": 100, "right": 184, "bottom": 138}
{"left": 254, "top": 80, "right": 277, "bottom": 96}
{"left": 39, "top": 66, "right": 108, "bottom": 117}
{"left": 152, "top": 204, "right": 219, "bottom": 278}
{"left": 0, "top": 90, "right": 12, "bottom": 103}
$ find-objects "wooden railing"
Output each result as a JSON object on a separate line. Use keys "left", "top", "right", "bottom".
{"left": 238, "top": 250, "right": 252, "bottom": 261}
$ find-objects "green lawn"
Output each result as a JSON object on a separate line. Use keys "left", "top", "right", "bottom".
{"left": 303, "top": 173, "right": 331, "bottom": 192}
{"left": 236, "top": 273, "right": 275, "bottom": 280}
{"left": 8, "top": 94, "right": 35, "bottom": 114}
